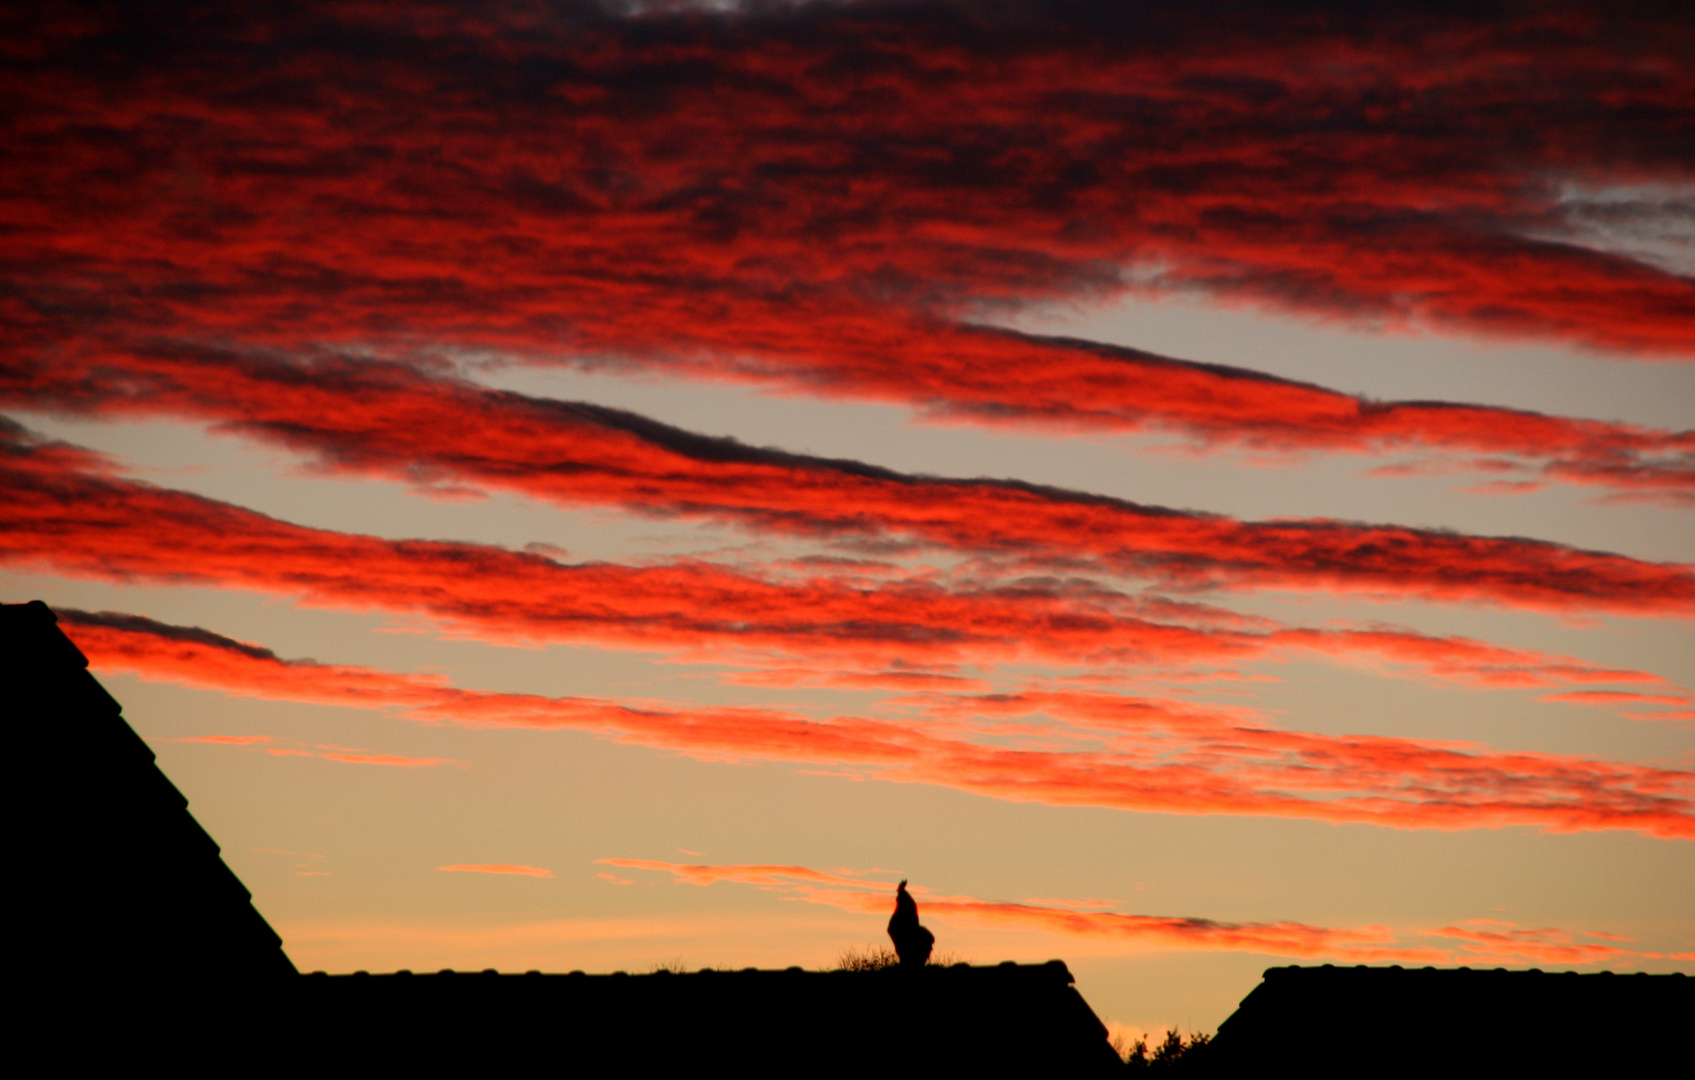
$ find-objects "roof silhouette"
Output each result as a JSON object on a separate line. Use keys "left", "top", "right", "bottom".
{"left": 1204, "top": 963, "right": 1692, "bottom": 1074}
{"left": 4, "top": 600, "right": 295, "bottom": 981}
{"left": 294, "top": 963, "right": 1125, "bottom": 1071}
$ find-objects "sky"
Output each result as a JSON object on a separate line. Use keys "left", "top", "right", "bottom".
{"left": 3, "top": 0, "right": 1692, "bottom": 1041}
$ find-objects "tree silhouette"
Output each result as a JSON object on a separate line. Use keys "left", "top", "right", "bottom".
{"left": 1119, "top": 1027, "right": 1213, "bottom": 1072}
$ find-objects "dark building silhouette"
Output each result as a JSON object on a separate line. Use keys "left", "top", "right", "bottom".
{"left": 6, "top": 599, "right": 1123, "bottom": 1072}
{"left": 5, "top": 600, "right": 295, "bottom": 983}
{"left": 293, "top": 962, "right": 1125, "bottom": 1072}
{"left": 887, "top": 878, "right": 936, "bottom": 967}
{"left": 1202, "top": 963, "right": 1692, "bottom": 1075}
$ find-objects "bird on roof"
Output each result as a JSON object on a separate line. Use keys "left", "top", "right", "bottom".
{"left": 887, "top": 879, "right": 935, "bottom": 968}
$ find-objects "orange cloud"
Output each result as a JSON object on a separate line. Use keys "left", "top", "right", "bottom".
{"left": 1629, "top": 709, "right": 1695, "bottom": 723}
{"left": 164, "top": 727, "right": 460, "bottom": 768}
{"left": 1429, "top": 921, "right": 1656, "bottom": 966}
{"left": 1540, "top": 690, "right": 1691, "bottom": 707}
{"left": 54, "top": 607, "right": 1695, "bottom": 839}
{"left": 319, "top": 752, "right": 465, "bottom": 768}
{"left": 437, "top": 865, "right": 554, "bottom": 879}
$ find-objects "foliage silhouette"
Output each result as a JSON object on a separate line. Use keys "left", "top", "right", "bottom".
{"left": 1116, "top": 1028, "right": 1213, "bottom": 1072}
{"left": 836, "top": 943, "right": 966, "bottom": 971}
{"left": 837, "top": 944, "right": 900, "bottom": 971}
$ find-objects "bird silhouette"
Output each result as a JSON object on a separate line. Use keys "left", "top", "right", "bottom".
{"left": 887, "top": 879, "right": 935, "bottom": 967}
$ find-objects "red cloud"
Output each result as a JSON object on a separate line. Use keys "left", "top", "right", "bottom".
{"left": 4, "top": 423, "right": 1685, "bottom": 707}
{"left": 6, "top": 351, "right": 1691, "bottom": 583}
{"left": 4, "top": 4, "right": 1691, "bottom": 500}
{"left": 52, "top": 608, "right": 1695, "bottom": 839}
{"left": 6, "top": 422, "right": 1692, "bottom": 635}
{"left": 601, "top": 859, "right": 1667, "bottom": 967}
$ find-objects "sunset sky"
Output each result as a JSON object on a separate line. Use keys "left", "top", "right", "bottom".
{"left": 3, "top": 0, "right": 1691, "bottom": 1039}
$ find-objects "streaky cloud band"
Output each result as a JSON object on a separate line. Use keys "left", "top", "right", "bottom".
{"left": 49, "top": 606, "right": 1695, "bottom": 839}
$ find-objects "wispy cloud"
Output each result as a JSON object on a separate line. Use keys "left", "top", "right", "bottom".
{"left": 1429, "top": 920, "right": 1658, "bottom": 967}
{"left": 163, "top": 728, "right": 463, "bottom": 768}
{"left": 602, "top": 859, "right": 1678, "bottom": 968}
{"left": 44, "top": 565, "right": 1676, "bottom": 703}
{"left": 319, "top": 752, "right": 465, "bottom": 768}
{"left": 438, "top": 864, "right": 554, "bottom": 879}
{"left": 1540, "top": 690, "right": 1691, "bottom": 708}
{"left": 55, "top": 607, "right": 1695, "bottom": 838}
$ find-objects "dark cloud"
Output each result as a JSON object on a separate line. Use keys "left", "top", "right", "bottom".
{"left": 56, "top": 606, "right": 279, "bottom": 661}
{"left": 4, "top": 3, "right": 1689, "bottom": 456}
